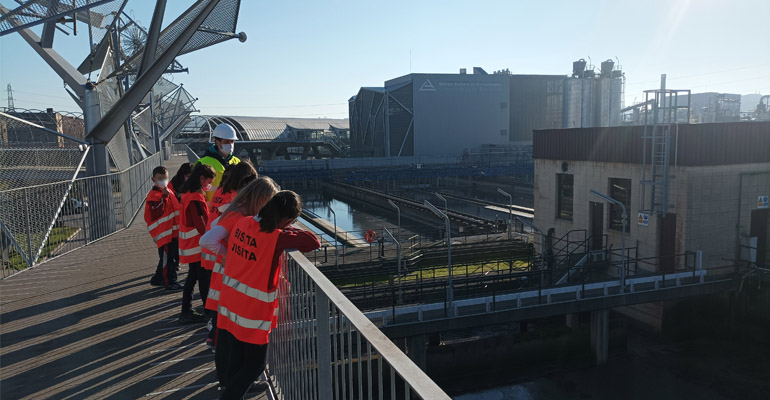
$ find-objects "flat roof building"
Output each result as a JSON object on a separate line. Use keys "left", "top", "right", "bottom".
{"left": 350, "top": 61, "right": 624, "bottom": 158}
{"left": 533, "top": 121, "right": 770, "bottom": 329}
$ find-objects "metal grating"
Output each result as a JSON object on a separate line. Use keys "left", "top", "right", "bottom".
{"left": 0, "top": 0, "right": 119, "bottom": 36}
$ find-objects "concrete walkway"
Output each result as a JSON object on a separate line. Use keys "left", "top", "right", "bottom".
{"left": 0, "top": 185, "right": 267, "bottom": 399}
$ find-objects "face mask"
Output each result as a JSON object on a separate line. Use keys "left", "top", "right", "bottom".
{"left": 204, "top": 183, "right": 213, "bottom": 192}
{"left": 220, "top": 143, "right": 233, "bottom": 154}
{"left": 156, "top": 179, "right": 168, "bottom": 188}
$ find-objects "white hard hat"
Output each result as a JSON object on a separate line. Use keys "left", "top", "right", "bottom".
{"left": 212, "top": 123, "right": 239, "bottom": 141}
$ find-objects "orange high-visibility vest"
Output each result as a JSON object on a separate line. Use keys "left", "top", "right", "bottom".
{"left": 179, "top": 192, "right": 208, "bottom": 264}
{"left": 217, "top": 216, "right": 281, "bottom": 345}
{"left": 144, "top": 188, "right": 180, "bottom": 248}
{"left": 205, "top": 211, "right": 244, "bottom": 312}
{"left": 201, "top": 189, "right": 237, "bottom": 271}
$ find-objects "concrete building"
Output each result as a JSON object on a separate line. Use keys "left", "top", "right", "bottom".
{"left": 349, "top": 60, "right": 623, "bottom": 157}
{"left": 532, "top": 121, "right": 770, "bottom": 329}
{"left": 0, "top": 107, "right": 85, "bottom": 148}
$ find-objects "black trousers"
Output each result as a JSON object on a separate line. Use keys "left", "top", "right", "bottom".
{"left": 151, "top": 239, "right": 178, "bottom": 286}
{"left": 181, "top": 261, "right": 208, "bottom": 313}
{"left": 217, "top": 329, "right": 269, "bottom": 400}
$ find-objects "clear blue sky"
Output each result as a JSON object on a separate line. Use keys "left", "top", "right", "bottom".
{"left": 1, "top": 0, "right": 769, "bottom": 117}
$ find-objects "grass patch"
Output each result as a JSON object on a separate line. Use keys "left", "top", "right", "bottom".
{"left": 336, "top": 259, "right": 532, "bottom": 288}
{"left": 4, "top": 226, "right": 79, "bottom": 271}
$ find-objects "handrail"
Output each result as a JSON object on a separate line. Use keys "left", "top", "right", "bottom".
{"left": 270, "top": 250, "right": 450, "bottom": 399}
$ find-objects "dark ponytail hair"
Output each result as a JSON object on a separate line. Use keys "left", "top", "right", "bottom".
{"left": 258, "top": 190, "right": 302, "bottom": 233}
{"left": 222, "top": 161, "right": 257, "bottom": 194}
{"left": 170, "top": 162, "right": 193, "bottom": 190}
{"left": 181, "top": 163, "right": 216, "bottom": 194}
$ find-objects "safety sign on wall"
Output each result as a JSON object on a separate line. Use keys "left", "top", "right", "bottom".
{"left": 637, "top": 212, "right": 649, "bottom": 226}
{"left": 759, "top": 195, "right": 769, "bottom": 209}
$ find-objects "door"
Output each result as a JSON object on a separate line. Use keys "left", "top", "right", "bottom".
{"left": 750, "top": 209, "right": 770, "bottom": 267}
{"left": 659, "top": 213, "right": 677, "bottom": 272}
{"left": 589, "top": 202, "right": 603, "bottom": 251}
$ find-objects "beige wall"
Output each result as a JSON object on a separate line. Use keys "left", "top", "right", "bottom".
{"left": 535, "top": 159, "right": 770, "bottom": 272}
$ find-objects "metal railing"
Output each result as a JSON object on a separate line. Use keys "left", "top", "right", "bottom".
{"left": 269, "top": 250, "right": 450, "bottom": 400}
{"left": 0, "top": 153, "right": 162, "bottom": 278}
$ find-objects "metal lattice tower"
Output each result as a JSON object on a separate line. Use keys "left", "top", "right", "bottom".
{"left": 6, "top": 84, "right": 14, "bottom": 110}
{"left": 640, "top": 74, "right": 691, "bottom": 215}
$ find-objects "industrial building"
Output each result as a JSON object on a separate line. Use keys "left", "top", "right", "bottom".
{"left": 532, "top": 121, "right": 770, "bottom": 329}
{"left": 0, "top": 107, "right": 84, "bottom": 148}
{"left": 349, "top": 60, "right": 624, "bottom": 157}
{"left": 176, "top": 115, "right": 349, "bottom": 160}
{"left": 622, "top": 92, "right": 742, "bottom": 124}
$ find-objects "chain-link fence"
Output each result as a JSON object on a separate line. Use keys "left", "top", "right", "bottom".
{"left": 0, "top": 152, "right": 162, "bottom": 278}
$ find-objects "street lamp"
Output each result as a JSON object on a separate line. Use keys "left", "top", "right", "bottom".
{"left": 497, "top": 188, "right": 513, "bottom": 240}
{"left": 434, "top": 192, "right": 448, "bottom": 216}
{"left": 590, "top": 189, "right": 626, "bottom": 292}
{"left": 384, "top": 227, "right": 402, "bottom": 304}
{"left": 328, "top": 205, "right": 337, "bottom": 268}
{"left": 387, "top": 199, "right": 400, "bottom": 239}
{"left": 425, "top": 200, "right": 453, "bottom": 313}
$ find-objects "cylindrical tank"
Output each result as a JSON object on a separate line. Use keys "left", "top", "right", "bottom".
{"left": 572, "top": 59, "right": 587, "bottom": 77}
{"left": 601, "top": 60, "right": 614, "bottom": 77}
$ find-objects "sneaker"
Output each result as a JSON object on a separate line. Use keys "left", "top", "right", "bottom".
{"left": 178, "top": 310, "right": 205, "bottom": 324}
{"left": 205, "top": 337, "right": 214, "bottom": 352}
{"left": 194, "top": 305, "right": 205, "bottom": 315}
{"left": 206, "top": 318, "right": 213, "bottom": 332}
{"left": 165, "top": 283, "right": 183, "bottom": 291}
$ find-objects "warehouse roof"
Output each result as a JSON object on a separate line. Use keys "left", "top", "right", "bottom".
{"left": 196, "top": 116, "right": 349, "bottom": 142}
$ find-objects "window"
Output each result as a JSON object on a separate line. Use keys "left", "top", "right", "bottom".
{"left": 557, "top": 173, "right": 573, "bottom": 220}
{"left": 609, "top": 178, "right": 631, "bottom": 232}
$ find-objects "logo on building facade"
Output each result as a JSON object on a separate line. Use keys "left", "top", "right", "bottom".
{"left": 637, "top": 212, "right": 649, "bottom": 226}
{"left": 419, "top": 79, "right": 436, "bottom": 91}
{"left": 759, "top": 195, "right": 769, "bottom": 209}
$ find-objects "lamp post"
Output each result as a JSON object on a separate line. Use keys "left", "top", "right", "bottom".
{"left": 590, "top": 189, "right": 626, "bottom": 292}
{"left": 384, "top": 227, "right": 402, "bottom": 304}
{"left": 434, "top": 192, "right": 448, "bottom": 216}
{"left": 328, "top": 205, "right": 337, "bottom": 268}
{"left": 497, "top": 188, "right": 513, "bottom": 240}
{"left": 425, "top": 200, "right": 453, "bottom": 313}
{"left": 387, "top": 199, "right": 400, "bottom": 239}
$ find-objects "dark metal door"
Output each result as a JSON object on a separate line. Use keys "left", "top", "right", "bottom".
{"left": 659, "top": 213, "right": 677, "bottom": 272}
{"left": 750, "top": 209, "right": 769, "bottom": 267}
{"left": 589, "top": 202, "right": 603, "bottom": 251}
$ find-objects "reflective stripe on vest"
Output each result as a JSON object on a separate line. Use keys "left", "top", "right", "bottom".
{"left": 213, "top": 261, "right": 225, "bottom": 274}
{"left": 202, "top": 252, "right": 218, "bottom": 262}
{"left": 221, "top": 274, "right": 278, "bottom": 303}
{"left": 208, "top": 288, "right": 220, "bottom": 301}
{"left": 218, "top": 203, "right": 229, "bottom": 213}
{"left": 218, "top": 304, "right": 272, "bottom": 332}
{"left": 153, "top": 228, "right": 174, "bottom": 243}
{"left": 147, "top": 212, "right": 177, "bottom": 231}
{"left": 179, "top": 229, "right": 199, "bottom": 240}
{"left": 179, "top": 246, "right": 201, "bottom": 256}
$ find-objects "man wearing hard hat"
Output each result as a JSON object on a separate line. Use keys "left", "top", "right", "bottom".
{"left": 196, "top": 123, "right": 241, "bottom": 202}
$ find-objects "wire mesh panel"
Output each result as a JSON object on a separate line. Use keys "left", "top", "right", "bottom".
{"left": 0, "top": 152, "right": 161, "bottom": 278}
{"left": 268, "top": 251, "right": 450, "bottom": 400}
{"left": 0, "top": 0, "right": 119, "bottom": 36}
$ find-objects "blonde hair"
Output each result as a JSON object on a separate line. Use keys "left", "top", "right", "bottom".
{"left": 220, "top": 177, "right": 279, "bottom": 221}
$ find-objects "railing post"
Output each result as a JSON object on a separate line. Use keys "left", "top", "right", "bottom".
{"left": 23, "top": 188, "right": 33, "bottom": 268}
{"left": 315, "top": 289, "right": 333, "bottom": 400}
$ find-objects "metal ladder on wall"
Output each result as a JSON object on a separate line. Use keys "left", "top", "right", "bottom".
{"left": 640, "top": 75, "right": 691, "bottom": 215}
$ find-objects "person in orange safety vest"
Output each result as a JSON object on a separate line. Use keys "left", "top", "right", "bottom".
{"left": 145, "top": 166, "right": 182, "bottom": 290}
{"left": 199, "top": 177, "right": 278, "bottom": 388}
{"left": 178, "top": 163, "right": 216, "bottom": 324}
{"left": 216, "top": 191, "right": 320, "bottom": 398}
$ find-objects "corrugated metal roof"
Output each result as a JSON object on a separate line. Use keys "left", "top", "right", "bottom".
{"left": 200, "top": 116, "right": 349, "bottom": 142}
